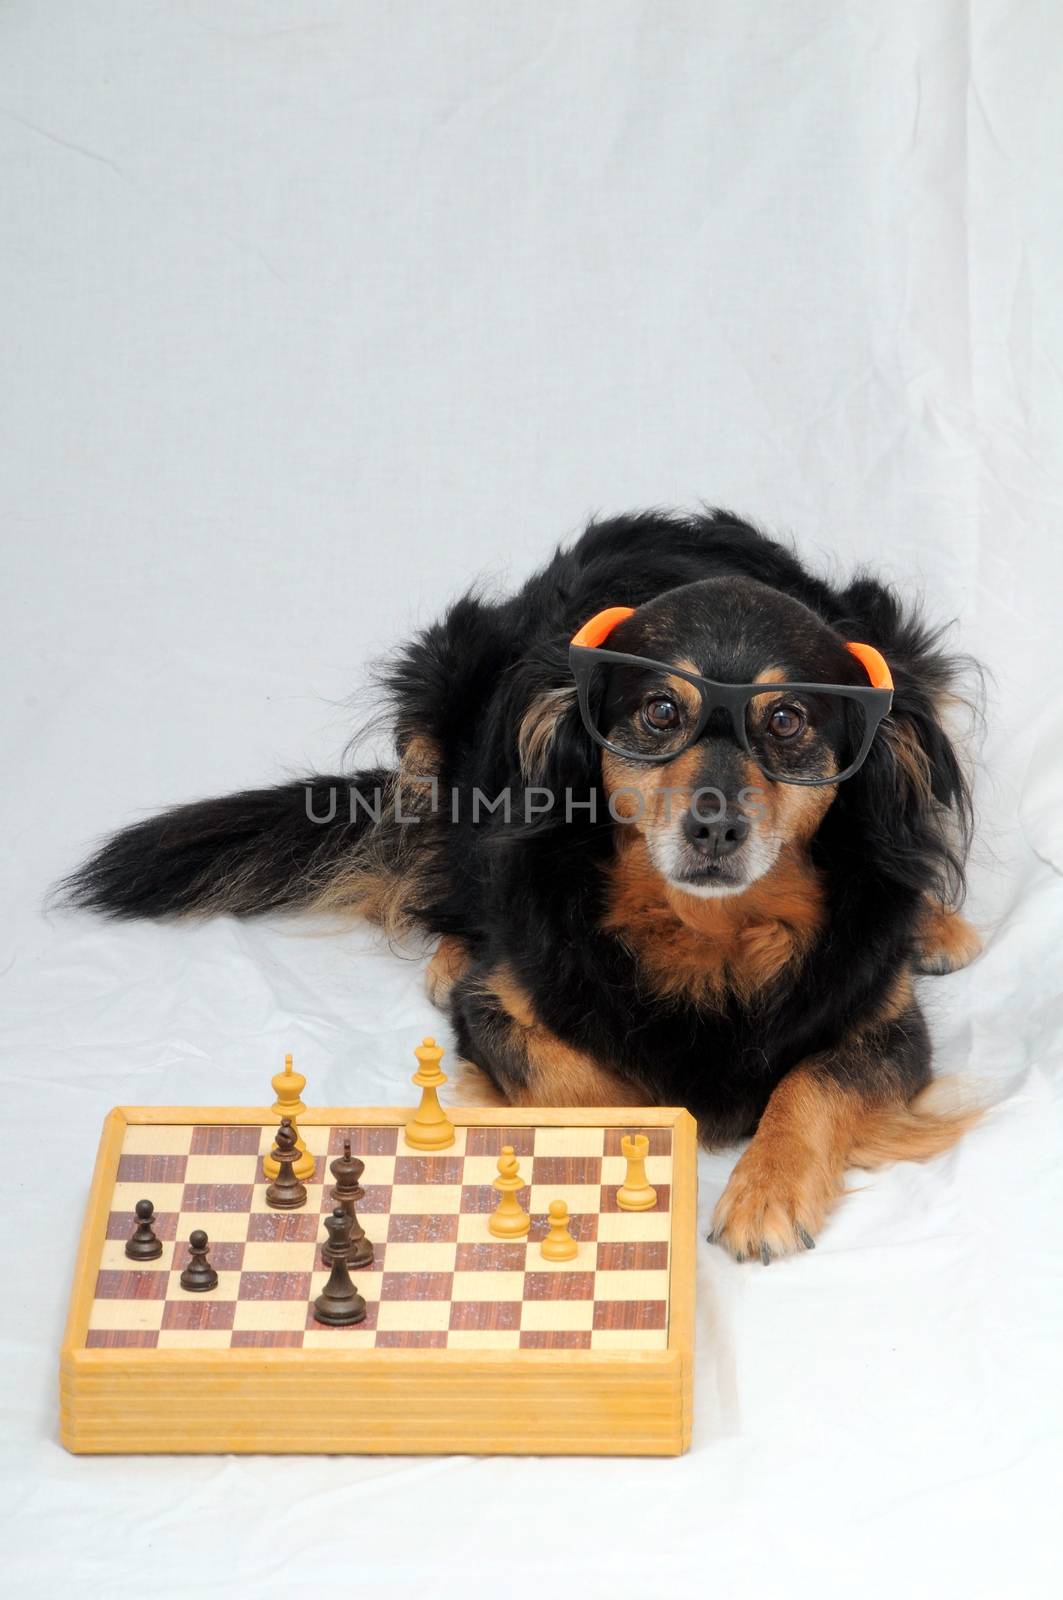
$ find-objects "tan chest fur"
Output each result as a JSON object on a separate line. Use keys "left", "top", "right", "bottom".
{"left": 601, "top": 834, "right": 826, "bottom": 1006}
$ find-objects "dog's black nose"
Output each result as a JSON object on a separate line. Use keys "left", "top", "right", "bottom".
{"left": 682, "top": 807, "right": 750, "bottom": 859}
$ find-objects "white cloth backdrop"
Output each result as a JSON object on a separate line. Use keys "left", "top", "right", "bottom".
{"left": 2, "top": 2, "right": 1062, "bottom": 1594}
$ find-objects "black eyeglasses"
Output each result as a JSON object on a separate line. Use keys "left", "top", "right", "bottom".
{"left": 569, "top": 611, "right": 894, "bottom": 788}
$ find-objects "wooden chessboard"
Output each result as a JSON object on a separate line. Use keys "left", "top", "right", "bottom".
{"left": 61, "top": 1105, "right": 697, "bottom": 1456}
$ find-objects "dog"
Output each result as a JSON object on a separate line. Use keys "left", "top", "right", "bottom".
{"left": 64, "top": 509, "right": 982, "bottom": 1260}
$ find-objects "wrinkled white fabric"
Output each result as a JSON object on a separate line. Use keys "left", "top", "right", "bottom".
{"left": 2, "top": 2, "right": 1061, "bottom": 1595}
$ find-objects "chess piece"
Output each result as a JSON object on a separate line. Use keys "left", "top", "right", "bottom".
{"left": 616, "top": 1133, "right": 657, "bottom": 1212}
{"left": 540, "top": 1199, "right": 578, "bottom": 1262}
{"left": 180, "top": 1230, "right": 219, "bottom": 1291}
{"left": 313, "top": 1208, "right": 368, "bottom": 1326}
{"left": 403, "top": 1036, "right": 455, "bottom": 1151}
{"left": 262, "top": 1053, "right": 315, "bottom": 1180}
{"left": 488, "top": 1146, "right": 530, "bottom": 1238}
{"left": 265, "top": 1119, "right": 309, "bottom": 1209}
{"left": 323, "top": 1138, "right": 373, "bottom": 1268}
{"left": 125, "top": 1198, "right": 163, "bottom": 1261}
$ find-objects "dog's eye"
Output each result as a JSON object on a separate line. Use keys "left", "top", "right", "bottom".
{"left": 642, "top": 696, "right": 680, "bottom": 732}
{"left": 769, "top": 703, "right": 805, "bottom": 740}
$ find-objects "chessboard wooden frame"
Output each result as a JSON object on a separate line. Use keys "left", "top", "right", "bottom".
{"left": 61, "top": 1105, "right": 698, "bottom": 1457}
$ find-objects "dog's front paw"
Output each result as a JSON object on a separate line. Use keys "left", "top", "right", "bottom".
{"left": 709, "top": 1146, "right": 838, "bottom": 1262}
{"left": 913, "top": 907, "right": 982, "bottom": 975}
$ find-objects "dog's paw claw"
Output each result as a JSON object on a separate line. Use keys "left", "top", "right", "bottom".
{"left": 760, "top": 1243, "right": 773, "bottom": 1266}
{"left": 797, "top": 1225, "right": 816, "bottom": 1250}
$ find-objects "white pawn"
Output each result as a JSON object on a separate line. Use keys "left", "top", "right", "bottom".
{"left": 539, "top": 1199, "right": 578, "bottom": 1262}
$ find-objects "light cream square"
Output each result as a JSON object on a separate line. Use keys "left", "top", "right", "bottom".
{"left": 380, "top": 1242, "right": 458, "bottom": 1274}
{"left": 450, "top": 1270, "right": 526, "bottom": 1303}
{"left": 302, "top": 1327, "right": 377, "bottom": 1350}
{"left": 589, "top": 1328, "right": 668, "bottom": 1350}
{"left": 232, "top": 1298, "right": 309, "bottom": 1333}
{"left": 156, "top": 1329, "right": 233, "bottom": 1350}
{"left": 241, "top": 1241, "right": 318, "bottom": 1273}
{"left": 597, "top": 1212, "right": 672, "bottom": 1243}
{"left": 389, "top": 1183, "right": 461, "bottom": 1216}
{"left": 532, "top": 1127, "right": 605, "bottom": 1158}
{"left": 88, "top": 1299, "right": 165, "bottom": 1332}
{"left": 176, "top": 1211, "right": 255, "bottom": 1243}
{"left": 376, "top": 1298, "right": 451, "bottom": 1332}
{"left": 527, "top": 1183, "right": 601, "bottom": 1217}
{"left": 121, "top": 1124, "right": 194, "bottom": 1156}
{"left": 592, "top": 1269, "right": 670, "bottom": 1302}
{"left": 183, "top": 1154, "right": 259, "bottom": 1185}
{"left": 446, "top": 1330, "right": 521, "bottom": 1350}
{"left": 520, "top": 1299, "right": 594, "bottom": 1332}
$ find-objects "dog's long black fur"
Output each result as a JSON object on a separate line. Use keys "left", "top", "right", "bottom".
{"left": 64, "top": 511, "right": 977, "bottom": 1247}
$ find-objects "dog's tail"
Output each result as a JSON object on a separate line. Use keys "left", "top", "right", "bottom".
{"left": 847, "top": 1079, "right": 983, "bottom": 1169}
{"left": 58, "top": 770, "right": 433, "bottom": 933}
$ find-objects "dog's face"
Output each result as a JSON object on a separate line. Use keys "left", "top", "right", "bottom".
{"left": 593, "top": 577, "right": 869, "bottom": 898}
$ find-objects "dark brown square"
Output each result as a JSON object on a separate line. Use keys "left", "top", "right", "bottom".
{"left": 393, "top": 1155, "right": 466, "bottom": 1185}
{"left": 94, "top": 1270, "right": 169, "bottom": 1301}
{"left": 387, "top": 1213, "right": 459, "bottom": 1244}
{"left": 85, "top": 1329, "right": 160, "bottom": 1348}
{"left": 162, "top": 1299, "right": 237, "bottom": 1331}
{"left": 328, "top": 1126, "right": 399, "bottom": 1156}
{"left": 464, "top": 1127, "right": 536, "bottom": 1156}
{"left": 600, "top": 1183, "right": 670, "bottom": 1213}
{"left": 522, "top": 1272, "right": 596, "bottom": 1301}
{"left": 106, "top": 1209, "right": 178, "bottom": 1241}
{"left": 247, "top": 1211, "right": 321, "bottom": 1244}
{"left": 374, "top": 1330, "right": 448, "bottom": 1348}
{"left": 449, "top": 1300, "right": 522, "bottom": 1331}
{"left": 190, "top": 1125, "right": 263, "bottom": 1155}
{"left": 531, "top": 1156, "right": 602, "bottom": 1186}
{"left": 181, "top": 1183, "right": 255, "bottom": 1213}
{"left": 454, "top": 1242, "right": 528, "bottom": 1273}
{"left": 603, "top": 1128, "right": 672, "bottom": 1157}
{"left": 595, "top": 1240, "right": 669, "bottom": 1272}
{"left": 380, "top": 1271, "right": 454, "bottom": 1302}
{"left": 238, "top": 1271, "right": 313, "bottom": 1301}
{"left": 231, "top": 1330, "right": 305, "bottom": 1348}
{"left": 519, "top": 1330, "right": 592, "bottom": 1349}
{"left": 353, "top": 1184, "right": 393, "bottom": 1215}
{"left": 592, "top": 1299, "right": 667, "bottom": 1330}
{"left": 460, "top": 1184, "right": 503, "bottom": 1214}
{"left": 116, "top": 1154, "right": 188, "bottom": 1184}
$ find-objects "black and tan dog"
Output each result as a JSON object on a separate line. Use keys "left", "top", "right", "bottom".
{"left": 65, "top": 510, "right": 982, "bottom": 1260}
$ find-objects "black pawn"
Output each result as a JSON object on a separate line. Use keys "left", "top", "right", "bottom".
{"left": 125, "top": 1198, "right": 163, "bottom": 1262}
{"left": 180, "top": 1230, "right": 219, "bottom": 1292}
{"left": 324, "top": 1138, "right": 373, "bottom": 1269}
{"left": 265, "top": 1118, "right": 308, "bottom": 1210}
{"left": 313, "top": 1208, "right": 367, "bottom": 1326}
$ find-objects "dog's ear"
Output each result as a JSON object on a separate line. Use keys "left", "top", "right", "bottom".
{"left": 844, "top": 669, "right": 972, "bottom": 906}
{"left": 516, "top": 684, "right": 601, "bottom": 820}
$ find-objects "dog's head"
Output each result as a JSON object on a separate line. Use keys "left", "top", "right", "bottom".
{"left": 587, "top": 578, "right": 877, "bottom": 897}
{"left": 520, "top": 573, "right": 965, "bottom": 906}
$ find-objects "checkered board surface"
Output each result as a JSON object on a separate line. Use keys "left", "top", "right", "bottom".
{"left": 88, "top": 1122, "right": 674, "bottom": 1352}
